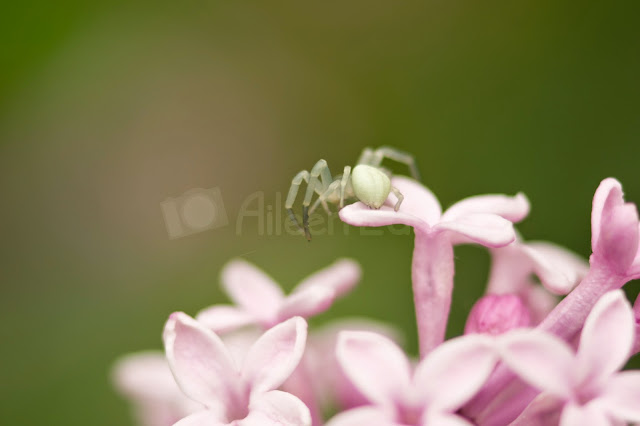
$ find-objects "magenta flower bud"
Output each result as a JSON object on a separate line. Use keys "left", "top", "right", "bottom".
{"left": 465, "top": 294, "right": 531, "bottom": 335}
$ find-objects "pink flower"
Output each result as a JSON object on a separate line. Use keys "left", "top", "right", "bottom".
{"left": 486, "top": 239, "right": 588, "bottom": 323}
{"left": 339, "top": 177, "right": 527, "bottom": 356}
{"left": 163, "top": 313, "right": 311, "bottom": 426}
{"left": 196, "top": 258, "right": 361, "bottom": 333}
{"left": 326, "top": 331, "right": 499, "bottom": 426}
{"left": 112, "top": 352, "right": 201, "bottom": 426}
{"left": 502, "top": 290, "right": 640, "bottom": 425}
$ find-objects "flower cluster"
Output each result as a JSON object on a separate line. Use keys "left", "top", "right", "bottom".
{"left": 113, "top": 176, "right": 640, "bottom": 426}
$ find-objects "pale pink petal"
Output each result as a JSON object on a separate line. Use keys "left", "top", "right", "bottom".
{"left": 220, "top": 259, "right": 284, "bottom": 322}
{"left": 240, "top": 390, "right": 311, "bottom": 426}
{"left": 325, "top": 406, "right": 396, "bottom": 426}
{"left": 294, "top": 258, "right": 362, "bottom": 299}
{"left": 576, "top": 290, "right": 634, "bottom": 386}
{"left": 195, "top": 306, "right": 256, "bottom": 333}
{"left": 486, "top": 244, "right": 532, "bottom": 294}
{"left": 414, "top": 335, "right": 497, "bottom": 411}
{"left": 336, "top": 331, "right": 412, "bottom": 406}
{"left": 241, "top": 317, "right": 307, "bottom": 394}
{"left": 591, "top": 178, "right": 624, "bottom": 252}
{"left": 499, "top": 330, "right": 575, "bottom": 397}
{"left": 560, "top": 402, "right": 611, "bottom": 426}
{"left": 339, "top": 202, "right": 428, "bottom": 230}
{"left": 276, "top": 286, "right": 335, "bottom": 321}
{"left": 442, "top": 192, "right": 530, "bottom": 223}
{"left": 600, "top": 371, "right": 640, "bottom": 422}
{"left": 523, "top": 242, "right": 589, "bottom": 295}
{"left": 173, "top": 410, "right": 225, "bottom": 426}
{"left": 112, "top": 351, "right": 184, "bottom": 403}
{"left": 389, "top": 176, "right": 442, "bottom": 225}
{"left": 163, "top": 312, "right": 239, "bottom": 409}
{"left": 434, "top": 213, "right": 516, "bottom": 248}
{"left": 522, "top": 283, "right": 559, "bottom": 324}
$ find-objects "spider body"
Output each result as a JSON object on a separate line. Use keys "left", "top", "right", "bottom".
{"left": 285, "top": 146, "right": 419, "bottom": 240}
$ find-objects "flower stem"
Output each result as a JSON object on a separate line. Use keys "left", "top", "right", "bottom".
{"left": 411, "top": 231, "right": 454, "bottom": 358}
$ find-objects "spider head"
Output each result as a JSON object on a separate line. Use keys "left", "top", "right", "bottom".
{"left": 351, "top": 165, "right": 391, "bottom": 209}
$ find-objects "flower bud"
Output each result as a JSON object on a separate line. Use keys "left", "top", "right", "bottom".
{"left": 465, "top": 294, "right": 531, "bottom": 335}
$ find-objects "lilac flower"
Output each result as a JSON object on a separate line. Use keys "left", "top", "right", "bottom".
{"left": 486, "top": 240, "right": 588, "bottom": 324}
{"left": 163, "top": 313, "right": 311, "bottom": 426}
{"left": 340, "top": 176, "right": 528, "bottom": 356}
{"left": 326, "top": 331, "right": 498, "bottom": 426}
{"left": 112, "top": 352, "right": 201, "bottom": 426}
{"left": 196, "top": 258, "right": 361, "bottom": 333}
{"left": 502, "top": 290, "right": 640, "bottom": 425}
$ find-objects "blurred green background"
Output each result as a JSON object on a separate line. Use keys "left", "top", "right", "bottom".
{"left": 1, "top": 1, "right": 639, "bottom": 424}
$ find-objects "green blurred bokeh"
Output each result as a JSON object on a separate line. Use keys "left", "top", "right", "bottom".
{"left": 1, "top": 1, "right": 639, "bottom": 424}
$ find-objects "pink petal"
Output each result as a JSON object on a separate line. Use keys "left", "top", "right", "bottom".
{"left": 486, "top": 244, "right": 533, "bottom": 294}
{"left": 294, "top": 258, "right": 362, "bottom": 299}
{"left": 434, "top": 213, "right": 516, "bottom": 248}
{"left": 591, "top": 178, "right": 640, "bottom": 273}
{"left": 414, "top": 335, "right": 497, "bottom": 411}
{"left": 336, "top": 331, "right": 412, "bottom": 406}
{"left": 240, "top": 390, "right": 311, "bottom": 426}
{"left": 325, "top": 406, "right": 396, "bottom": 426}
{"left": 591, "top": 178, "right": 623, "bottom": 252}
{"left": 163, "top": 312, "right": 239, "bottom": 409}
{"left": 442, "top": 192, "right": 530, "bottom": 223}
{"left": 422, "top": 413, "right": 475, "bottom": 426}
{"left": 241, "top": 317, "right": 307, "bottom": 394}
{"left": 220, "top": 259, "right": 284, "bottom": 323}
{"left": 523, "top": 242, "right": 589, "bottom": 295}
{"left": 174, "top": 410, "right": 226, "bottom": 426}
{"left": 560, "top": 402, "right": 611, "bottom": 426}
{"left": 339, "top": 202, "right": 428, "bottom": 230}
{"left": 276, "top": 286, "right": 335, "bottom": 321}
{"left": 195, "top": 306, "right": 256, "bottom": 333}
{"left": 112, "top": 351, "right": 184, "bottom": 403}
{"left": 576, "top": 290, "right": 634, "bottom": 386}
{"left": 600, "top": 371, "right": 640, "bottom": 423}
{"left": 389, "top": 176, "right": 442, "bottom": 225}
{"left": 499, "top": 330, "right": 575, "bottom": 397}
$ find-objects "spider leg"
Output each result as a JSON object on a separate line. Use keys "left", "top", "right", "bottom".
{"left": 339, "top": 165, "right": 352, "bottom": 208}
{"left": 310, "top": 180, "right": 341, "bottom": 215}
{"left": 285, "top": 170, "right": 309, "bottom": 232}
{"left": 302, "top": 160, "right": 333, "bottom": 241}
{"left": 356, "top": 147, "right": 375, "bottom": 165}
{"left": 370, "top": 146, "right": 420, "bottom": 181}
{"left": 390, "top": 186, "right": 404, "bottom": 211}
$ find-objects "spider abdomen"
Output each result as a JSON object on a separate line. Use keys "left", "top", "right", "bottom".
{"left": 351, "top": 165, "right": 391, "bottom": 209}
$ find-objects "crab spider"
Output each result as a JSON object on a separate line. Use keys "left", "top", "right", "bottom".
{"left": 285, "top": 146, "right": 420, "bottom": 241}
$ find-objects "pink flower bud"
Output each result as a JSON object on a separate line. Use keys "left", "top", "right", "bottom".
{"left": 465, "top": 294, "right": 531, "bottom": 335}
{"left": 591, "top": 178, "right": 640, "bottom": 275}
